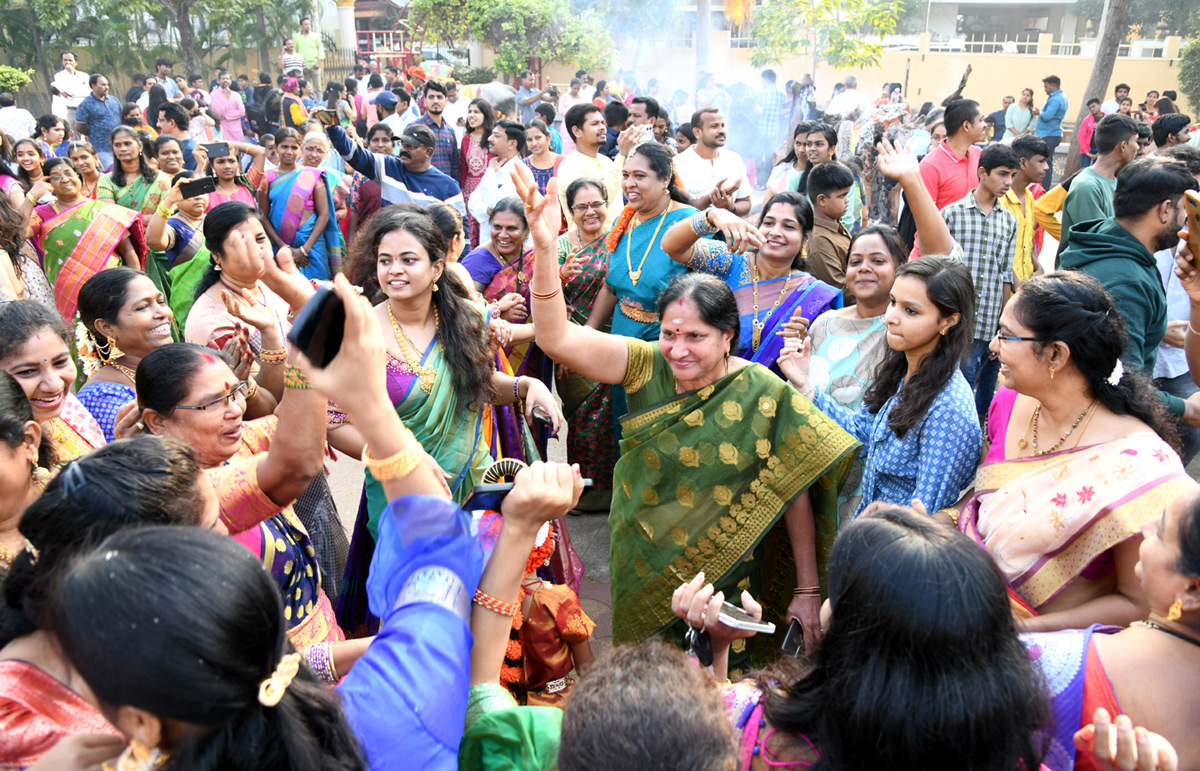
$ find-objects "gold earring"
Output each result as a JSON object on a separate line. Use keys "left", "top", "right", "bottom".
{"left": 1049, "top": 366, "right": 1055, "bottom": 380}
{"left": 106, "top": 336, "right": 125, "bottom": 360}
{"left": 1168, "top": 598, "right": 1183, "bottom": 621}
{"left": 432, "top": 281, "right": 439, "bottom": 292}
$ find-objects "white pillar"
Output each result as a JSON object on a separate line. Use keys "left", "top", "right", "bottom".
{"left": 335, "top": 0, "right": 356, "bottom": 52}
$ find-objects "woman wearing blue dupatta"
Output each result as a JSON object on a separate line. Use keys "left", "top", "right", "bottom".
{"left": 661, "top": 191, "right": 842, "bottom": 372}
{"left": 258, "top": 128, "right": 344, "bottom": 282}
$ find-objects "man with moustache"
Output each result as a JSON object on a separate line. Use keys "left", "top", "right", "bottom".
{"left": 1059, "top": 157, "right": 1200, "bottom": 424}
{"left": 673, "top": 107, "right": 751, "bottom": 216}
{"left": 556, "top": 102, "right": 636, "bottom": 228}
{"left": 413, "top": 80, "right": 460, "bottom": 180}
{"left": 326, "top": 121, "right": 464, "bottom": 214}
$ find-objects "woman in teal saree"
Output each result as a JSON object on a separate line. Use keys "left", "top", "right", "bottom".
{"left": 332, "top": 205, "right": 576, "bottom": 637}
{"left": 520, "top": 167, "right": 859, "bottom": 666}
{"left": 258, "top": 128, "right": 344, "bottom": 282}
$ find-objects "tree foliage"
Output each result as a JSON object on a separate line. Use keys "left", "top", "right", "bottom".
{"left": 1180, "top": 38, "right": 1200, "bottom": 116}
{"left": 1071, "top": 0, "right": 1199, "bottom": 37}
{"left": 749, "top": 0, "right": 899, "bottom": 70}
{"left": 0, "top": 65, "right": 34, "bottom": 92}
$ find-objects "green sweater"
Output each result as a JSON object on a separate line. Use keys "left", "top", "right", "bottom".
{"left": 1059, "top": 217, "right": 1184, "bottom": 417}
{"left": 1056, "top": 167, "right": 1117, "bottom": 260}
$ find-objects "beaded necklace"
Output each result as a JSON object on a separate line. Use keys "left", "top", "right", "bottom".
{"left": 387, "top": 302, "right": 441, "bottom": 393}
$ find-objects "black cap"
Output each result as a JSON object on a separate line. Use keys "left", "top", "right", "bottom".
{"left": 400, "top": 124, "right": 436, "bottom": 148}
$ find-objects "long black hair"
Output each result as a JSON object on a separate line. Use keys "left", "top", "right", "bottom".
{"left": 52, "top": 526, "right": 366, "bottom": 770}
{"left": 756, "top": 191, "right": 813, "bottom": 270}
{"left": 629, "top": 142, "right": 691, "bottom": 206}
{"left": 864, "top": 256, "right": 974, "bottom": 437}
{"left": 780, "top": 120, "right": 816, "bottom": 167}
{"left": 1179, "top": 487, "right": 1200, "bottom": 579}
{"left": 0, "top": 193, "right": 25, "bottom": 278}
{"left": 1012, "top": 271, "right": 1178, "bottom": 448}
{"left": 0, "top": 436, "right": 200, "bottom": 647}
{"left": 762, "top": 507, "right": 1049, "bottom": 771}
{"left": 108, "top": 125, "right": 157, "bottom": 188}
{"left": 346, "top": 206, "right": 495, "bottom": 409}
{"left": 197, "top": 201, "right": 259, "bottom": 299}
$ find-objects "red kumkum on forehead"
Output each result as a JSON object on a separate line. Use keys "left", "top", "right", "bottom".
{"left": 200, "top": 352, "right": 218, "bottom": 364}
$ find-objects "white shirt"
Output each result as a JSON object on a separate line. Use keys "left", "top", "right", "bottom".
{"left": 826, "top": 88, "right": 872, "bottom": 123}
{"left": 443, "top": 97, "right": 468, "bottom": 143}
{"left": 1101, "top": 99, "right": 1120, "bottom": 115}
{"left": 469, "top": 156, "right": 528, "bottom": 232}
{"left": 673, "top": 146, "right": 752, "bottom": 204}
{"left": 0, "top": 106, "right": 36, "bottom": 140}
{"left": 50, "top": 68, "right": 90, "bottom": 118}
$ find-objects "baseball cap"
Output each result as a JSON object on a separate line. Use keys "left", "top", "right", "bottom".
{"left": 372, "top": 90, "right": 398, "bottom": 109}
{"left": 400, "top": 124, "right": 436, "bottom": 148}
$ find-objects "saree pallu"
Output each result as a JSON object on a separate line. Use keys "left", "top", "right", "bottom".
{"left": 31, "top": 200, "right": 144, "bottom": 322}
{"left": 738, "top": 274, "right": 841, "bottom": 370}
{"left": 164, "top": 215, "right": 209, "bottom": 325}
{"left": 0, "top": 660, "right": 120, "bottom": 769}
{"left": 555, "top": 234, "right": 617, "bottom": 497}
{"left": 956, "top": 433, "right": 1191, "bottom": 611}
{"left": 609, "top": 343, "right": 859, "bottom": 650}
{"left": 107, "top": 172, "right": 174, "bottom": 307}
{"left": 267, "top": 167, "right": 345, "bottom": 281}
{"left": 45, "top": 394, "right": 106, "bottom": 468}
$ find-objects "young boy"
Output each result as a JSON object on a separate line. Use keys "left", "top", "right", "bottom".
{"left": 805, "top": 160, "right": 855, "bottom": 291}
{"left": 941, "top": 143, "right": 1019, "bottom": 421}
{"left": 999, "top": 134, "right": 1050, "bottom": 286}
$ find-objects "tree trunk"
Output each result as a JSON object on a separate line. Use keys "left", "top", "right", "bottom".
{"left": 163, "top": 0, "right": 200, "bottom": 77}
{"left": 28, "top": 7, "right": 54, "bottom": 98}
{"left": 1061, "top": 0, "right": 1131, "bottom": 179}
{"left": 695, "top": 0, "right": 710, "bottom": 94}
{"left": 256, "top": 8, "right": 272, "bottom": 73}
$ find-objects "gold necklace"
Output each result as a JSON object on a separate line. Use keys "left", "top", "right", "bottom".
{"left": 0, "top": 538, "right": 15, "bottom": 568}
{"left": 108, "top": 361, "right": 137, "bottom": 383}
{"left": 1030, "top": 399, "right": 1096, "bottom": 456}
{"left": 750, "top": 258, "right": 795, "bottom": 352}
{"left": 387, "top": 302, "right": 440, "bottom": 393}
{"left": 625, "top": 203, "right": 673, "bottom": 286}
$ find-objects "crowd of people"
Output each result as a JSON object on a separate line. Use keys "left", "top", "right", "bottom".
{"left": 0, "top": 42, "right": 1198, "bottom": 771}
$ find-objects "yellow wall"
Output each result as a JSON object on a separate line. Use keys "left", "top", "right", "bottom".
{"left": 508, "top": 32, "right": 1193, "bottom": 122}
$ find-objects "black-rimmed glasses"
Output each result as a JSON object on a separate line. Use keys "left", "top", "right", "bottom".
{"left": 174, "top": 381, "right": 250, "bottom": 412}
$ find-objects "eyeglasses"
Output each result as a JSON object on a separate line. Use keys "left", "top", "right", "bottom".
{"left": 174, "top": 381, "right": 250, "bottom": 412}
{"left": 993, "top": 331, "right": 1041, "bottom": 343}
{"left": 571, "top": 201, "right": 606, "bottom": 213}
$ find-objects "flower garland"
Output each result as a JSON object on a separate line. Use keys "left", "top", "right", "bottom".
{"left": 74, "top": 322, "right": 103, "bottom": 378}
{"left": 499, "top": 521, "right": 558, "bottom": 692}
{"left": 604, "top": 204, "right": 637, "bottom": 254}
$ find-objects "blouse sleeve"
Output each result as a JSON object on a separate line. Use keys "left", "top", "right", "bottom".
{"left": 206, "top": 452, "right": 280, "bottom": 535}
{"left": 551, "top": 587, "right": 596, "bottom": 645}
{"left": 685, "top": 238, "right": 740, "bottom": 282}
{"left": 621, "top": 337, "right": 657, "bottom": 394}
{"left": 909, "top": 389, "right": 983, "bottom": 511}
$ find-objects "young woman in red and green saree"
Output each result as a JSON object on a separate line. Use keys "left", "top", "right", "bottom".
{"left": 20, "top": 158, "right": 143, "bottom": 323}
{"left": 332, "top": 205, "right": 576, "bottom": 637}
{"left": 947, "top": 273, "right": 1192, "bottom": 632}
{"left": 521, "top": 165, "right": 859, "bottom": 665}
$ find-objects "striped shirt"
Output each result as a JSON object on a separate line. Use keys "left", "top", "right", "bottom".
{"left": 414, "top": 114, "right": 461, "bottom": 180}
{"left": 941, "top": 191, "right": 1018, "bottom": 340}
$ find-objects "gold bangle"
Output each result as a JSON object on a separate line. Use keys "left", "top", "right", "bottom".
{"left": 283, "top": 364, "right": 310, "bottom": 390}
{"left": 154, "top": 204, "right": 173, "bottom": 219}
{"left": 1189, "top": 321, "right": 1200, "bottom": 337}
{"left": 245, "top": 378, "right": 259, "bottom": 401}
{"left": 473, "top": 588, "right": 519, "bottom": 616}
{"left": 259, "top": 346, "right": 289, "bottom": 364}
{"left": 530, "top": 284, "right": 562, "bottom": 301}
{"left": 362, "top": 431, "right": 425, "bottom": 481}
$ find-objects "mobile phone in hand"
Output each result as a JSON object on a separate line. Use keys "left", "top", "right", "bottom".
{"left": 718, "top": 601, "right": 775, "bottom": 634}
{"left": 1185, "top": 190, "right": 1200, "bottom": 269}
{"left": 179, "top": 176, "right": 217, "bottom": 198}
{"left": 781, "top": 618, "right": 803, "bottom": 656}
{"left": 286, "top": 287, "right": 345, "bottom": 368}
{"left": 202, "top": 142, "right": 230, "bottom": 158}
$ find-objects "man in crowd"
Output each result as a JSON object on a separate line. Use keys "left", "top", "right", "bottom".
{"left": 74, "top": 74, "right": 121, "bottom": 169}
{"left": 557, "top": 103, "right": 627, "bottom": 228}
{"left": 1102, "top": 83, "right": 1130, "bottom": 115}
{"left": 414, "top": 80, "right": 460, "bottom": 180}
{"left": 385, "top": 65, "right": 401, "bottom": 88}
{"left": 210, "top": 70, "right": 245, "bottom": 142}
{"left": 754, "top": 69, "right": 786, "bottom": 185}
{"left": 1152, "top": 113, "right": 1193, "bottom": 153}
{"left": 186, "top": 75, "right": 209, "bottom": 107}
{"left": 575, "top": 69, "right": 595, "bottom": 102}
{"left": 910, "top": 98, "right": 984, "bottom": 256}
{"left": 295, "top": 16, "right": 324, "bottom": 88}
{"left": 50, "top": 50, "right": 90, "bottom": 121}
{"left": 1000, "top": 135, "right": 1050, "bottom": 285}
{"left": 1035, "top": 74, "right": 1067, "bottom": 188}
{"left": 124, "top": 74, "right": 146, "bottom": 106}
{"left": 1077, "top": 98, "right": 1103, "bottom": 168}
{"left": 156, "top": 102, "right": 197, "bottom": 170}
{"left": 443, "top": 81, "right": 468, "bottom": 142}
{"left": 674, "top": 107, "right": 752, "bottom": 216}
{"left": 826, "top": 75, "right": 871, "bottom": 123}
{"left": 0, "top": 93, "right": 36, "bottom": 140}
{"left": 155, "top": 57, "right": 180, "bottom": 100}
{"left": 373, "top": 89, "right": 406, "bottom": 147}
{"left": 600, "top": 101, "right": 628, "bottom": 159}
{"left": 327, "top": 122, "right": 464, "bottom": 213}
{"left": 1060, "top": 157, "right": 1200, "bottom": 425}
{"left": 1058, "top": 113, "right": 1139, "bottom": 256}
{"left": 515, "top": 70, "right": 550, "bottom": 125}
{"left": 986, "top": 96, "right": 1013, "bottom": 143}
{"left": 354, "top": 62, "right": 370, "bottom": 95}
{"left": 279, "top": 39, "right": 306, "bottom": 79}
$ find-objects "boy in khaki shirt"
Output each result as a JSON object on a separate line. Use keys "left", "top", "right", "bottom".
{"left": 804, "top": 161, "right": 854, "bottom": 290}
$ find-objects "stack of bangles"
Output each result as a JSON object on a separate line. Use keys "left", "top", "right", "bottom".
{"left": 283, "top": 363, "right": 310, "bottom": 390}
{"left": 793, "top": 585, "right": 820, "bottom": 599}
{"left": 473, "top": 588, "right": 519, "bottom": 616}
{"left": 154, "top": 203, "right": 174, "bottom": 220}
{"left": 530, "top": 283, "right": 561, "bottom": 302}
{"left": 361, "top": 427, "right": 424, "bottom": 481}
{"left": 259, "top": 346, "right": 289, "bottom": 365}
{"left": 305, "top": 641, "right": 339, "bottom": 684}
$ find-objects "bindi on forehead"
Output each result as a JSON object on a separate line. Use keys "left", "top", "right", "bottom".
{"left": 200, "top": 352, "right": 218, "bottom": 365}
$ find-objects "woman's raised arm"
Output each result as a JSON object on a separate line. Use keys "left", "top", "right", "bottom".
{"left": 514, "top": 164, "right": 630, "bottom": 385}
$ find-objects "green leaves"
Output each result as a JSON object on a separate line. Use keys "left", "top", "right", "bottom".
{"left": 0, "top": 65, "right": 34, "bottom": 92}
{"left": 1180, "top": 39, "right": 1200, "bottom": 115}
{"left": 748, "top": 0, "right": 899, "bottom": 70}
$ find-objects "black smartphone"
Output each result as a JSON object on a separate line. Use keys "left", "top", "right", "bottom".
{"left": 286, "top": 287, "right": 345, "bottom": 368}
{"left": 462, "top": 478, "right": 593, "bottom": 511}
{"left": 179, "top": 175, "right": 217, "bottom": 198}
{"left": 781, "top": 618, "right": 803, "bottom": 657}
{"left": 202, "top": 142, "right": 230, "bottom": 158}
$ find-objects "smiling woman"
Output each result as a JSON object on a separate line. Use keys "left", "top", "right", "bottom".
{"left": 0, "top": 301, "right": 106, "bottom": 469}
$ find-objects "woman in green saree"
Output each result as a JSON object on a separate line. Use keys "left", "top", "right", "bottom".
{"left": 519, "top": 165, "right": 859, "bottom": 661}
{"left": 333, "top": 204, "right": 574, "bottom": 636}
{"left": 97, "top": 126, "right": 174, "bottom": 305}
